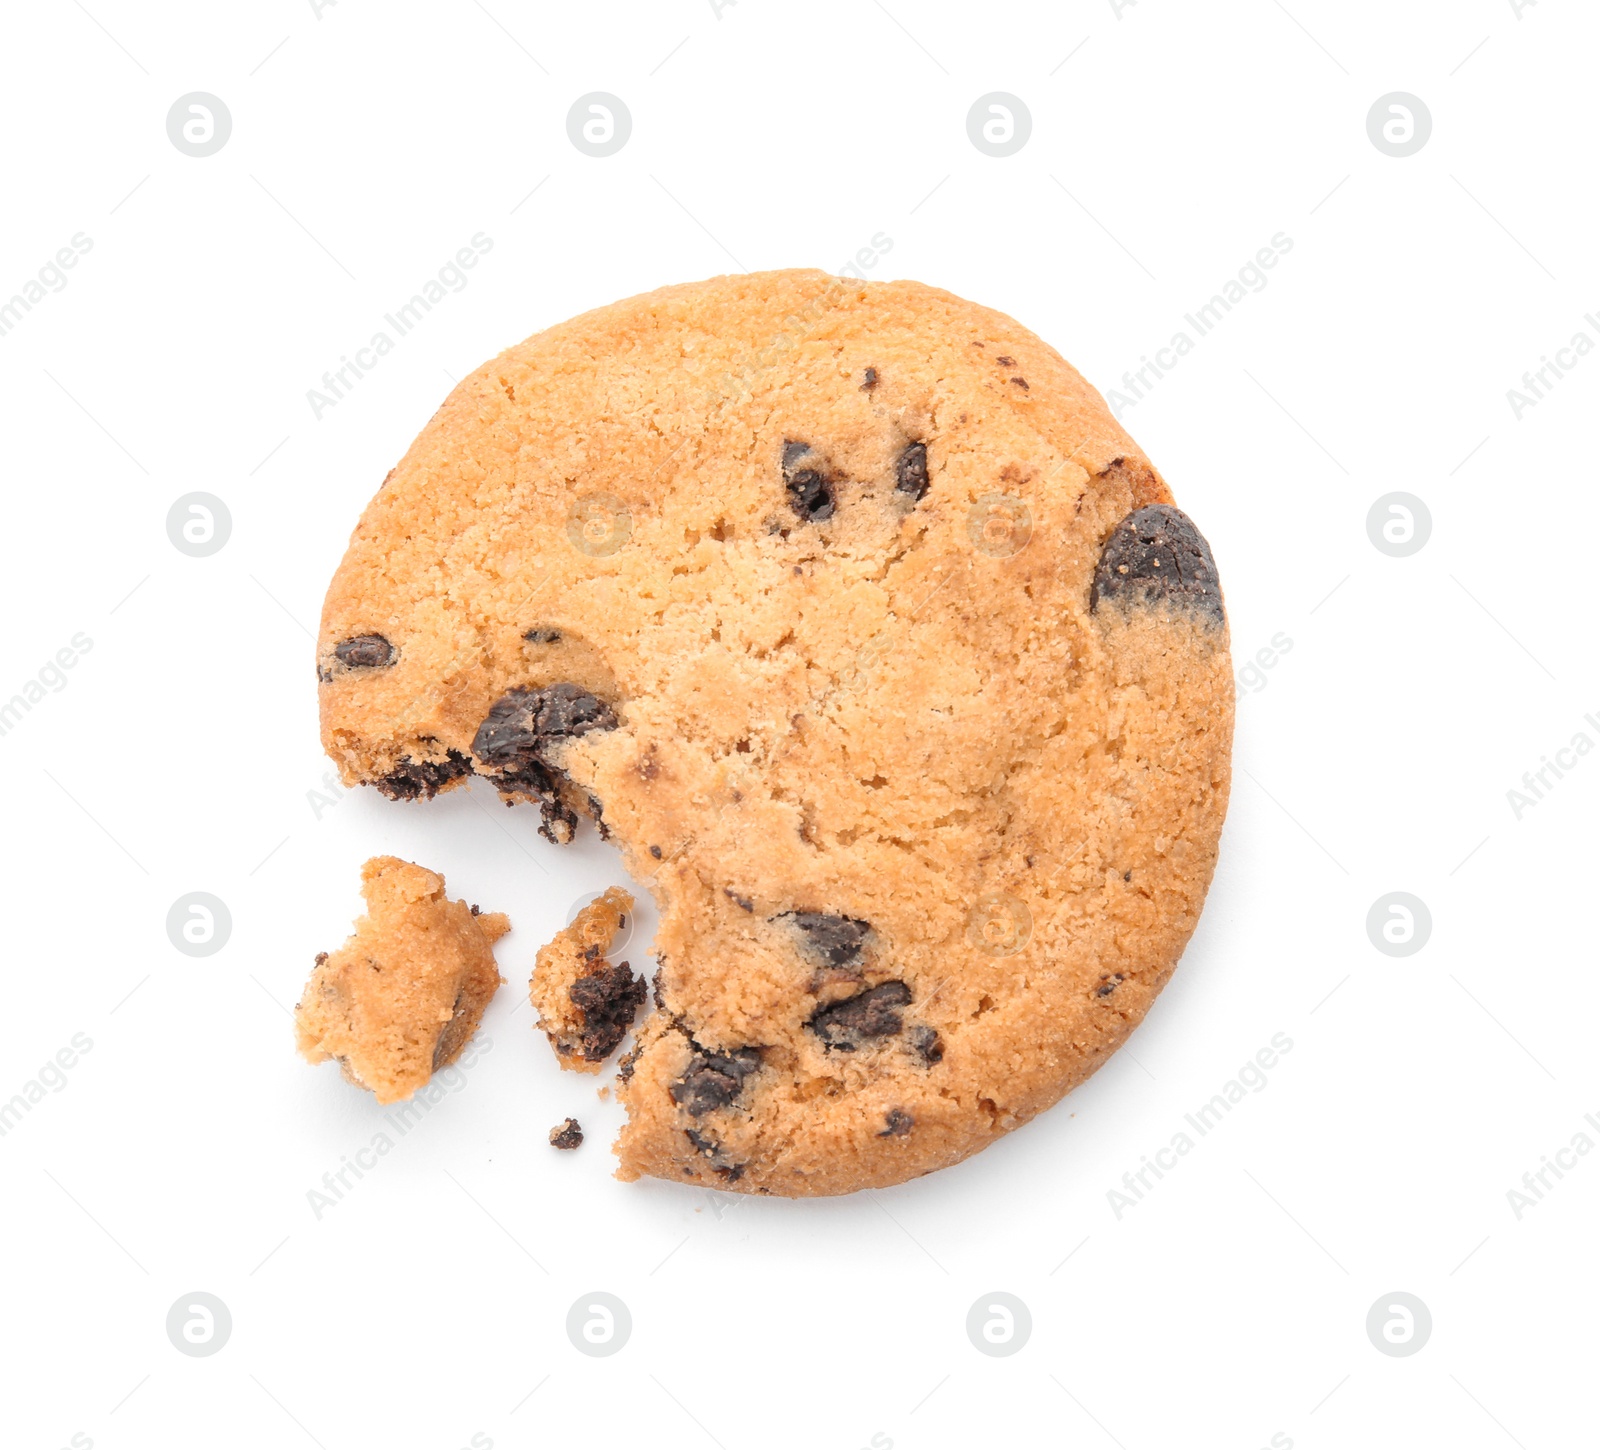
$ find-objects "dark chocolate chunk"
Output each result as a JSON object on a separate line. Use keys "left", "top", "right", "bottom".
{"left": 908, "top": 1025, "right": 944, "bottom": 1065}
{"left": 783, "top": 912, "right": 872, "bottom": 967}
{"left": 879, "top": 1109, "right": 914, "bottom": 1137}
{"left": 995, "top": 355, "right": 1016, "bottom": 366}
{"left": 523, "top": 627, "right": 562, "bottom": 644}
{"left": 808, "top": 981, "right": 912, "bottom": 1050}
{"left": 375, "top": 749, "right": 473, "bottom": 801}
{"left": 671, "top": 1045, "right": 763, "bottom": 1116}
{"left": 617, "top": 1040, "right": 642, "bottom": 1084}
{"left": 549, "top": 1118, "right": 584, "bottom": 1150}
{"left": 1096, "top": 973, "right": 1125, "bottom": 997}
{"left": 650, "top": 845, "right": 663, "bottom": 859}
{"left": 1010, "top": 377, "right": 1029, "bottom": 390}
{"left": 726, "top": 889, "right": 754, "bottom": 913}
{"left": 314, "top": 951, "right": 329, "bottom": 967}
{"left": 895, "top": 442, "right": 929, "bottom": 500}
{"left": 474, "top": 683, "right": 617, "bottom": 777}
{"left": 1090, "top": 504, "right": 1224, "bottom": 623}
{"left": 781, "top": 439, "right": 835, "bottom": 521}
{"left": 861, "top": 367, "right": 879, "bottom": 391}
{"left": 471, "top": 684, "right": 618, "bottom": 829}
{"left": 568, "top": 961, "right": 647, "bottom": 1062}
{"left": 334, "top": 634, "right": 395, "bottom": 669}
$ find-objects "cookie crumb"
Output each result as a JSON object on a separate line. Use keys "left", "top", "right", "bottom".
{"left": 295, "top": 857, "right": 508, "bottom": 1104}
{"left": 530, "top": 888, "right": 646, "bottom": 1072}
{"left": 549, "top": 1118, "right": 584, "bottom": 1150}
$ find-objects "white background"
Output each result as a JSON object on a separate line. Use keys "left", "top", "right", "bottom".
{"left": 2, "top": 2, "right": 1596, "bottom": 1447}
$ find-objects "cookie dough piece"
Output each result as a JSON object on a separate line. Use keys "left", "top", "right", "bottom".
{"left": 317, "top": 270, "right": 1233, "bottom": 1194}
{"left": 295, "top": 856, "right": 508, "bottom": 1104}
{"left": 529, "top": 887, "right": 646, "bottom": 1073}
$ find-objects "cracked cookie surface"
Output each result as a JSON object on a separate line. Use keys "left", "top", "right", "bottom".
{"left": 318, "top": 269, "right": 1233, "bottom": 1194}
{"left": 294, "top": 856, "right": 507, "bottom": 1105}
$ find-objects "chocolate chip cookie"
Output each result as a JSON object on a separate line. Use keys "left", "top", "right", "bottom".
{"left": 295, "top": 856, "right": 507, "bottom": 1104}
{"left": 318, "top": 269, "right": 1233, "bottom": 1194}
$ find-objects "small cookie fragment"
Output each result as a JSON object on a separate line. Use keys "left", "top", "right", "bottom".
{"left": 549, "top": 1118, "right": 584, "bottom": 1150}
{"left": 294, "top": 857, "right": 508, "bottom": 1105}
{"left": 530, "top": 887, "right": 646, "bottom": 1073}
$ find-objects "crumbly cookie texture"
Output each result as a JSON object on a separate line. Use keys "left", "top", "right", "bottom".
{"left": 550, "top": 1118, "right": 584, "bottom": 1150}
{"left": 317, "top": 269, "right": 1233, "bottom": 1195}
{"left": 295, "top": 856, "right": 508, "bottom": 1104}
{"left": 530, "top": 887, "right": 645, "bottom": 1073}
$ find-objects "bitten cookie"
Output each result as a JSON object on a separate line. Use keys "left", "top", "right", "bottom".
{"left": 529, "top": 886, "right": 645, "bottom": 1072}
{"left": 317, "top": 269, "right": 1233, "bottom": 1194}
{"left": 295, "top": 856, "right": 508, "bottom": 1104}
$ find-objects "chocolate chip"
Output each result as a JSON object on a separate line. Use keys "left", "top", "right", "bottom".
{"left": 1010, "top": 377, "right": 1029, "bottom": 390}
{"left": 650, "top": 845, "right": 663, "bottom": 860}
{"left": 375, "top": 749, "right": 473, "bottom": 801}
{"left": 909, "top": 1025, "right": 944, "bottom": 1065}
{"left": 334, "top": 634, "right": 395, "bottom": 669}
{"left": 996, "top": 355, "right": 1016, "bottom": 366}
{"left": 861, "top": 367, "right": 879, "bottom": 391}
{"left": 1091, "top": 505, "right": 1224, "bottom": 623}
{"left": 1096, "top": 973, "right": 1125, "bottom": 998}
{"left": 808, "top": 981, "right": 912, "bottom": 1050}
{"left": 651, "top": 968, "right": 666, "bottom": 1011}
{"left": 474, "top": 683, "right": 617, "bottom": 777}
{"left": 314, "top": 951, "right": 328, "bottom": 967}
{"left": 549, "top": 1118, "right": 584, "bottom": 1150}
{"left": 787, "top": 468, "right": 833, "bottom": 521}
{"left": 617, "top": 1040, "right": 642, "bottom": 1083}
{"left": 726, "top": 889, "right": 755, "bottom": 913}
{"left": 472, "top": 684, "right": 618, "bottom": 832}
{"left": 783, "top": 912, "right": 871, "bottom": 967}
{"left": 781, "top": 439, "right": 835, "bottom": 521}
{"left": 523, "top": 627, "right": 561, "bottom": 644}
{"left": 568, "top": 962, "right": 647, "bottom": 1062}
{"left": 671, "top": 1045, "right": 763, "bottom": 1116}
{"left": 879, "top": 1109, "right": 914, "bottom": 1137}
{"left": 1123, "top": 870, "right": 1132, "bottom": 882}
{"left": 895, "top": 442, "right": 929, "bottom": 501}
{"left": 684, "top": 1128, "right": 745, "bottom": 1180}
